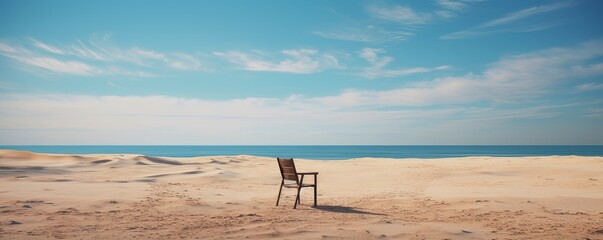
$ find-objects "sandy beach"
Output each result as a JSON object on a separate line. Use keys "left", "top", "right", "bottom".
{"left": 0, "top": 149, "right": 602, "bottom": 239}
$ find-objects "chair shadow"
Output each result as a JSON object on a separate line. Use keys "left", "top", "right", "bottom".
{"left": 312, "top": 205, "right": 386, "bottom": 215}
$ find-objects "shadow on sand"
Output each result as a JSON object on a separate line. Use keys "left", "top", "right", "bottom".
{"left": 312, "top": 205, "right": 386, "bottom": 215}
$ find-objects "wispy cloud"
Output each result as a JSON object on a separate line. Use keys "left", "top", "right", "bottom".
{"left": 316, "top": 1, "right": 479, "bottom": 44}
{"left": 75, "top": 35, "right": 207, "bottom": 71}
{"left": 359, "top": 48, "right": 450, "bottom": 79}
{"left": 0, "top": 42, "right": 28, "bottom": 55}
{"left": 129, "top": 47, "right": 165, "bottom": 60}
{"left": 166, "top": 53, "right": 204, "bottom": 71}
{"left": 435, "top": 0, "right": 468, "bottom": 11}
{"left": 482, "top": 2, "right": 573, "bottom": 28}
{"left": 571, "top": 63, "right": 603, "bottom": 77}
{"left": 29, "top": 38, "right": 65, "bottom": 55}
{"left": 368, "top": 1, "right": 482, "bottom": 25}
{"left": 314, "top": 25, "right": 414, "bottom": 44}
{"left": 14, "top": 56, "right": 96, "bottom": 75}
{"left": 0, "top": 35, "right": 208, "bottom": 77}
{"left": 576, "top": 82, "right": 603, "bottom": 92}
{"left": 0, "top": 41, "right": 98, "bottom": 76}
{"left": 442, "top": 1, "right": 575, "bottom": 39}
{"left": 433, "top": 0, "right": 481, "bottom": 18}
{"left": 214, "top": 49, "right": 341, "bottom": 74}
{"left": 367, "top": 4, "right": 431, "bottom": 25}
{"left": 434, "top": 10, "right": 456, "bottom": 19}
{"left": 326, "top": 40, "right": 603, "bottom": 107}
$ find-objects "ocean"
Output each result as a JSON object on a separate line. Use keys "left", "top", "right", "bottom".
{"left": 1, "top": 145, "right": 602, "bottom": 160}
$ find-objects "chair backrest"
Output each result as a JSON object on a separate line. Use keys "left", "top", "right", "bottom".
{"left": 277, "top": 158, "right": 298, "bottom": 182}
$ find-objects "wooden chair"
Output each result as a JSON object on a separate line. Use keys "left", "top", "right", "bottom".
{"left": 276, "top": 158, "right": 318, "bottom": 209}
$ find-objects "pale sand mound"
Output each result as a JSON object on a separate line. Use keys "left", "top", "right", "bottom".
{"left": 0, "top": 150, "right": 602, "bottom": 239}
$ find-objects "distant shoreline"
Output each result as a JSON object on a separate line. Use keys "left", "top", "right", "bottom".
{"left": 1, "top": 145, "right": 602, "bottom": 159}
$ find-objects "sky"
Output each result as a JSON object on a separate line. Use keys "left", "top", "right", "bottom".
{"left": 0, "top": 0, "right": 602, "bottom": 145}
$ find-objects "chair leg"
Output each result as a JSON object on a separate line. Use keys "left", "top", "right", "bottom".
{"left": 276, "top": 179, "right": 284, "bottom": 206}
{"left": 314, "top": 175, "right": 317, "bottom": 207}
{"left": 294, "top": 186, "right": 301, "bottom": 209}
{"left": 294, "top": 175, "right": 304, "bottom": 209}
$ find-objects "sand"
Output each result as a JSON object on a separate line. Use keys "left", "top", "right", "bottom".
{"left": 0, "top": 149, "right": 602, "bottom": 239}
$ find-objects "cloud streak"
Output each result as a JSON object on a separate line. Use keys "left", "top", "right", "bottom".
{"left": 442, "top": 1, "right": 575, "bottom": 39}
{"left": 315, "top": 1, "right": 479, "bottom": 44}
{"left": 317, "top": 40, "right": 603, "bottom": 107}
{"left": 314, "top": 26, "right": 414, "bottom": 44}
{"left": 0, "top": 41, "right": 98, "bottom": 76}
{"left": 576, "top": 82, "right": 603, "bottom": 92}
{"left": 214, "top": 49, "right": 341, "bottom": 74}
{"left": 0, "top": 35, "right": 208, "bottom": 77}
{"left": 15, "top": 56, "right": 96, "bottom": 75}
{"left": 29, "top": 38, "right": 65, "bottom": 55}
{"left": 435, "top": 0, "right": 469, "bottom": 11}
{"left": 367, "top": 4, "right": 431, "bottom": 25}
{"left": 359, "top": 48, "right": 450, "bottom": 79}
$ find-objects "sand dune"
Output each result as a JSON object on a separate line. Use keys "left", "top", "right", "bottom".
{"left": 1, "top": 150, "right": 602, "bottom": 239}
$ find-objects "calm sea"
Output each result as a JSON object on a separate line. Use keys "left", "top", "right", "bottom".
{"left": 1, "top": 145, "right": 602, "bottom": 160}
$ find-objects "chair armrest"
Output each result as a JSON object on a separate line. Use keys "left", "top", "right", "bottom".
{"left": 297, "top": 172, "right": 318, "bottom": 175}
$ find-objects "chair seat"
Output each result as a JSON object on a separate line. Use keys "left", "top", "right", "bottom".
{"left": 283, "top": 183, "right": 315, "bottom": 188}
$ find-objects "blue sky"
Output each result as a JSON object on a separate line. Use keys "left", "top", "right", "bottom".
{"left": 0, "top": 0, "right": 602, "bottom": 145}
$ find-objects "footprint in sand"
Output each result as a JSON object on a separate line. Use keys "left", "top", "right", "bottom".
{"left": 56, "top": 208, "right": 79, "bottom": 214}
{"left": 91, "top": 159, "right": 112, "bottom": 164}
